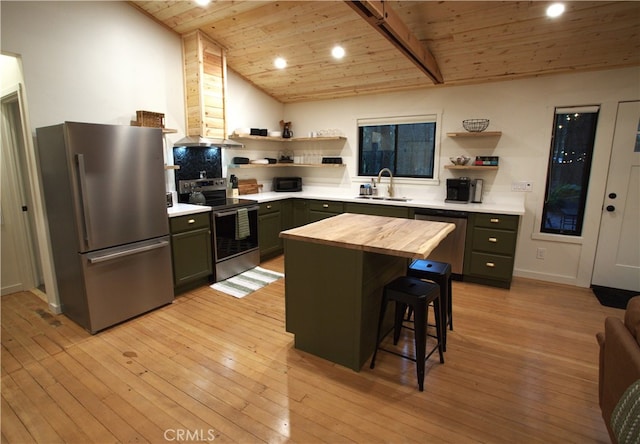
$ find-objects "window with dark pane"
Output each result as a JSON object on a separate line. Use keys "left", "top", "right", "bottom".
{"left": 358, "top": 121, "right": 435, "bottom": 178}
{"left": 541, "top": 107, "right": 599, "bottom": 235}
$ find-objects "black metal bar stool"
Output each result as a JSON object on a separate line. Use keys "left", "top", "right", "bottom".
{"left": 407, "top": 259, "right": 452, "bottom": 351}
{"left": 370, "top": 276, "right": 444, "bottom": 391}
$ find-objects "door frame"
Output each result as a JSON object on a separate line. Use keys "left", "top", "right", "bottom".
{"left": 1, "top": 53, "right": 60, "bottom": 312}
{"left": 1, "top": 92, "right": 37, "bottom": 294}
{"left": 591, "top": 100, "right": 640, "bottom": 292}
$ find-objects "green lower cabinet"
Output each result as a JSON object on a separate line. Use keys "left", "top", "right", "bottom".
{"left": 258, "top": 201, "right": 283, "bottom": 260}
{"left": 281, "top": 199, "right": 294, "bottom": 230}
{"left": 467, "top": 252, "right": 515, "bottom": 281}
{"left": 343, "top": 202, "right": 409, "bottom": 218}
{"left": 463, "top": 213, "right": 519, "bottom": 288}
{"left": 284, "top": 238, "right": 405, "bottom": 371}
{"left": 307, "top": 200, "right": 344, "bottom": 223}
{"left": 291, "top": 199, "right": 309, "bottom": 228}
{"left": 169, "top": 213, "right": 213, "bottom": 293}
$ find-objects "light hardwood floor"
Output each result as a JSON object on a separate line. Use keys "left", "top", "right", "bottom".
{"left": 2, "top": 255, "right": 623, "bottom": 443}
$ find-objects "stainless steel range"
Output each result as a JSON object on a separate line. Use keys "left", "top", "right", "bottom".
{"left": 178, "top": 179, "right": 259, "bottom": 282}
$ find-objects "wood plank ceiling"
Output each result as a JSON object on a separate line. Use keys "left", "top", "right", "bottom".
{"left": 130, "top": 1, "right": 640, "bottom": 103}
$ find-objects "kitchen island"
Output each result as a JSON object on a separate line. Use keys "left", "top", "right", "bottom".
{"left": 280, "top": 213, "right": 455, "bottom": 371}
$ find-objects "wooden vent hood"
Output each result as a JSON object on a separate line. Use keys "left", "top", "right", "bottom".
{"left": 176, "top": 30, "right": 242, "bottom": 148}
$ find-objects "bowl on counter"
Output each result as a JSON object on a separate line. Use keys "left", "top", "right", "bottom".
{"left": 450, "top": 155, "right": 471, "bottom": 165}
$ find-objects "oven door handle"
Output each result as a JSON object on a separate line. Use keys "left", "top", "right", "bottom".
{"left": 214, "top": 205, "right": 259, "bottom": 218}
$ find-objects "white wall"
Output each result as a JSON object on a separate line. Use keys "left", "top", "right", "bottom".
{"left": 282, "top": 67, "right": 640, "bottom": 287}
{"left": 224, "top": 70, "right": 284, "bottom": 181}
{"left": 2, "top": 1, "right": 638, "bottom": 291}
{"left": 1, "top": 1, "right": 185, "bottom": 131}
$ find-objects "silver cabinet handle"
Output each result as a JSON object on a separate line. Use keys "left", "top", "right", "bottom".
{"left": 490, "top": 218, "right": 500, "bottom": 223}
{"left": 76, "top": 154, "right": 93, "bottom": 249}
{"left": 488, "top": 237, "right": 497, "bottom": 243}
{"left": 89, "top": 240, "right": 169, "bottom": 264}
{"left": 485, "top": 262, "right": 496, "bottom": 268}
{"left": 266, "top": 204, "right": 272, "bottom": 209}
{"left": 323, "top": 204, "right": 329, "bottom": 208}
{"left": 188, "top": 219, "right": 196, "bottom": 224}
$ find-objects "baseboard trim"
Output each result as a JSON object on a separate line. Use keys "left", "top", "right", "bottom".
{"left": 513, "top": 268, "right": 582, "bottom": 287}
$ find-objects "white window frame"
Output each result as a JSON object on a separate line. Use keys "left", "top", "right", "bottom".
{"left": 354, "top": 112, "right": 442, "bottom": 186}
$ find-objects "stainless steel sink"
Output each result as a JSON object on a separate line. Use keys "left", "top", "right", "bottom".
{"left": 355, "top": 196, "right": 412, "bottom": 202}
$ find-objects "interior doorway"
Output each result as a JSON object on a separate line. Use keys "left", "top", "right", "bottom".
{"left": 1, "top": 85, "right": 40, "bottom": 295}
{"left": 0, "top": 53, "right": 57, "bottom": 309}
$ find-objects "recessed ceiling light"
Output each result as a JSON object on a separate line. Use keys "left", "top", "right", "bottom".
{"left": 195, "top": 0, "right": 211, "bottom": 6}
{"left": 274, "top": 57, "right": 287, "bottom": 69}
{"left": 331, "top": 45, "right": 346, "bottom": 59}
{"left": 546, "top": 3, "right": 565, "bottom": 18}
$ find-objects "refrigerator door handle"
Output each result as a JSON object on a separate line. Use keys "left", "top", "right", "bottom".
{"left": 76, "top": 153, "right": 93, "bottom": 249}
{"left": 88, "top": 240, "right": 170, "bottom": 264}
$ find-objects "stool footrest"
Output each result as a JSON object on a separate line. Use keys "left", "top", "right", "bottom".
{"left": 370, "top": 276, "right": 445, "bottom": 391}
{"left": 377, "top": 343, "right": 442, "bottom": 363}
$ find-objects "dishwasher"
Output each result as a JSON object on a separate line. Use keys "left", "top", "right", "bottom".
{"left": 414, "top": 208, "right": 468, "bottom": 277}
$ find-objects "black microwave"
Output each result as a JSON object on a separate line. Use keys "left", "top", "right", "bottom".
{"left": 273, "top": 176, "right": 302, "bottom": 192}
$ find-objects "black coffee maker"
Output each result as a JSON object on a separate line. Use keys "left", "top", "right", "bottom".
{"left": 445, "top": 178, "right": 471, "bottom": 203}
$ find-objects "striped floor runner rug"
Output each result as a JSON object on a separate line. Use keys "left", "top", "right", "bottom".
{"left": 211, "top": 266, "right": 284, "bottom": 298}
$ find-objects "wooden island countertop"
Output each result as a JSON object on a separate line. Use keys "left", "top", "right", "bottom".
{"left": 279, "top": 213, "right": 455, "bottom": 259}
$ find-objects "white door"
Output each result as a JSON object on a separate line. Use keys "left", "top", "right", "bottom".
{"left": 1, "top": 96, "right": 37, "bottom": 295}
{"left": 592, "top": 101, "right": 640, "bottom": 292}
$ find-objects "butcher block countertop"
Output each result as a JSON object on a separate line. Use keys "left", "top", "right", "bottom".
{"left": 280, "top": 213, "right": 455, "bottom": 260}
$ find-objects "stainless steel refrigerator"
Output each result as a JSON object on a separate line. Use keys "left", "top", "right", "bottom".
{"left": 36, "top": 122, "right": 174, "bottom": 333}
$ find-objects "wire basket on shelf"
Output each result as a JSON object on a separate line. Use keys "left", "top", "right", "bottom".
{"left": 134, "top": 110, "right": 165, "bottom": 128}
{"left": 462, "top": 119, "right": 489, "bottom": 132}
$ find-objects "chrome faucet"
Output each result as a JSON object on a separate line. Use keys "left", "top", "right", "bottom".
{"left": 377, "top": 168, "right": 394, "bottom": 197}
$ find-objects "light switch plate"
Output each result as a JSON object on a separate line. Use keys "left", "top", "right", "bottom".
{"left": 512, "top": 181, "right": 533, "bottom": 192}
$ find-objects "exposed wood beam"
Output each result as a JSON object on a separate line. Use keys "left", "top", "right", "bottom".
{"left": 346, "top": 0, "right": 443, "bottom": 84}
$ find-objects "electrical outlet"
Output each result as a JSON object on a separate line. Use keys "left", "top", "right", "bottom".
{"left": 512, "top": 181, "right": 533, "bottom": 192}
{"left": 536, "top": 248, "right": 546, "bottom": 260}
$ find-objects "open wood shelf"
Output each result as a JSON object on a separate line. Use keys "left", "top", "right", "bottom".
{"left": 446, "top": 131, "right": 502, "bottom": 138}
{"left": 444, "top": 165, "right": 498, "bottom": 170}
{"left": 229, "top": 135, "right": 346, "bottom": 143}
{"left": 229, "top": 163, "right": 345, "bottom": 168}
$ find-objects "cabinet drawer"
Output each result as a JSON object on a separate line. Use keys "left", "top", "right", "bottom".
{"left": 344, "top": 202, "right": 409, "bottom": 218}
{"left": 468, "top": 252, "right": 514, "bottom": 281}
{"left": 473, "top": 213, "right": 519, "bottom": 231}
{"left": 170, "top": 212, "right": 211, "bottom": 233}
{"left": 471, "top": 227, "right": 517, "bottom": 255}
{"left": 259, "top": 201, "right": 281, "bottom": 215}
{"left": 308, "top": 200, "right": 344, "bottom": 213}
